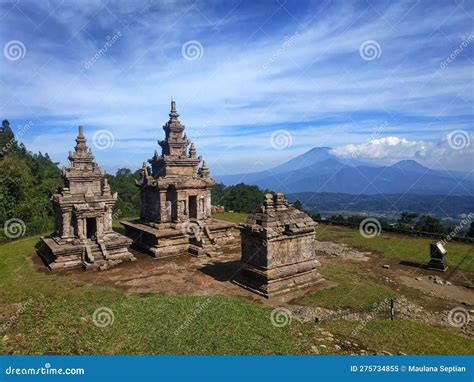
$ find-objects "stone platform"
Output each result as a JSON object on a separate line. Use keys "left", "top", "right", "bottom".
{"left": 121, "top": 218, "right": 236, "bottom": 258}
{"left": 39, "top": 233, "right": 136, "bottom": 271}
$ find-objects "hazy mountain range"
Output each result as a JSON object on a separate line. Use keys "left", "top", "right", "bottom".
{"left": 285, "top": 192, "right": 473, "bottom": 218}
{"left": 216, "top": 147, "right": 474, "bottom": 196}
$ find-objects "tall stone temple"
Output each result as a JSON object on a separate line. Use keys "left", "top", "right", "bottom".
{"left": 122, "top": 101, "right": 235, "bottom": 257}
{"left": 39, "top": 127, "right": 136, "bottom": 270}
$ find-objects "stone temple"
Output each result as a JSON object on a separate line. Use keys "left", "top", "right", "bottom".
{"left": 39, "top": 127, "right": 136, "bottom": 270}
{"left": 122, "top": 101, "right": 235, "bottom": 257}
{"left": 234, "top": 193, "right": 322, "bottom": 297}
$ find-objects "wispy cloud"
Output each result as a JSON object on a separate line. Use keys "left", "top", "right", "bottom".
{"left": 0, "top": 0, "right": 472, "bottom": 173}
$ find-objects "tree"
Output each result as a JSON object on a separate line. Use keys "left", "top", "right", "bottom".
{"left": 293, "top": 200, "right": 304, "bottom": 211}
{"left": 414, "top": 215, "right": 446, "bottom": 234}
{"left": 398, "top": 212, "right": 419, "bottom": 228}
{"left": 468, "top": 222, "right": 474, "bottom": 238}
{"left": 211, "top": 183, "right": 266, "bottom": 213}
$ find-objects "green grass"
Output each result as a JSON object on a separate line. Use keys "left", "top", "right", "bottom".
{"left": 0, "top": 236, "right": 325, "bottom": 355}
{"left": 213, "top": 212, "right": 248, "bottom": 224}
{"left": 317, "top": 224, "right": 474, "bottom": 271}
{"left": 322, "top": 320, "right": 474, "bottom": 355}
{"left": 297, "top": 263, "right": 396, "bottom": 309}
{"left": 0, "top": 222, "right": 472, "bottom": 355}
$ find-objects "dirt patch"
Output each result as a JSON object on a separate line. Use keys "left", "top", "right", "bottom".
{"left": 31, "top": 249, "right": 332, "bottom": 307}
{"left": 315, "top": 240, "right": 370, "bottom": 261}
{"left": 398, "top": 275, "right": 474, "bottom": 305}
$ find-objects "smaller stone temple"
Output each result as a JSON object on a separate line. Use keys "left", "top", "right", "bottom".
{"left": 234, "top": 193, "right": 322, "bottom": 298}
{"left": 122, "top": 101, "right": 235, "bottom": 257}
{"left": 39, "top": 126, "right": 136, "bottom": 270}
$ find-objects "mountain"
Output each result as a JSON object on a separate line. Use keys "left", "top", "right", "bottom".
{"left": 215, "top": 147, "right": 474, "bottom": 196}
{"left": 287, "top": 192, "right": 474, "bottom": 218}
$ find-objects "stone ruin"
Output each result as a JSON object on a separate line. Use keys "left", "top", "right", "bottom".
{"left": 122, "top": 101, "right": 235, "bottom": 257}
{"left": 39, "top": 127, "right": 136, "bottom": 270}
{"left": 234, "top": 193, "right": 322, "bottom": 297}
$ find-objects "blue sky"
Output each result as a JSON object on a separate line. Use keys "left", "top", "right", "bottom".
{"left": 0, "top": 0, "right": 473, "bottom": 175}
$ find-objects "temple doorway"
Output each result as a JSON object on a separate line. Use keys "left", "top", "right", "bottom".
{"left": 86, "top": 218, "right": 97, "bottom": 239}
{"left": 188, "top": 196, "right": 197, "bottom": 219}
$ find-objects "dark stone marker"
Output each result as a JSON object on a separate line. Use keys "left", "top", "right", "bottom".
{"left": 427, "top": 241, "right": 448, "bottom": 272}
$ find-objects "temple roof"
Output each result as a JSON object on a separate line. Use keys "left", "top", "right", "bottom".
{"left": 241, "top": 193, "right": 316, "bottom": 239}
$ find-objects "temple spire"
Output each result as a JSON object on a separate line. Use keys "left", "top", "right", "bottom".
{"left": 75, "top": 126, "right": 88, "bottom": 154}
{"left": 169, "top": 100, "right": 179, "bottom": 120}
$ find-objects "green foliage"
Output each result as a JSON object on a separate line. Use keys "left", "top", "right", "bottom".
{"left": 212, "top": 183, "right": 267, "bottom": 213}
{"left": 397, "top": 212, "right": 419, "bottom": 227}
{"left": 414, "top": 215, "right": 446, "bottom": 234}
{"left": 106, "top": 168, "right": 140, "bottom": 218}
{"left": 468, "top": 222, "right": 474, "bottom": 238}
{"left": 0, "top": 130, "right": 62, "bottom": 242}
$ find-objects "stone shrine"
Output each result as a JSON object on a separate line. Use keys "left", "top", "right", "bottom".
{"left": 39, "top": 127, "right": 136, "bottom": 270}
{"left": 234, "top": 193, "right": 322, "bottom": 298}
{"left": 122, "top": 101, "right": 235, "bottom": 257}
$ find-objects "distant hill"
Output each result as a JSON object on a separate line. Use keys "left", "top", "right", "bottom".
{"left": 215, "top": 147, "right": 474, "bottom": 196}
{"left": 287, "top": 192, "right": 474, "bottom": 218}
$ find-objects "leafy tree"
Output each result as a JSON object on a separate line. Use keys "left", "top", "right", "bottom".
{"left": 293, "top": 200, "right": 304, "bottom": 211}
{"left": 106, "top": 168, "right": 141, "bottom": 218}
{"left": 0, "top": 122, "right": 62, "bottom": 241}
{"left": 398, "top": 212, "right": 419, "bottom": 228}
{"left": 467, "top": 222, "right": 474, "bottom": 238}
{"left": 211, "top": 183, "right": 267, "bottom": 213}
{"left": 414, "top": 215, "right": 446, "bottom": 234}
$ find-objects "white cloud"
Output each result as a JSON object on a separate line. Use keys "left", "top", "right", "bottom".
{"left": 330, "top": 133, "right": 474, "bottom": 172}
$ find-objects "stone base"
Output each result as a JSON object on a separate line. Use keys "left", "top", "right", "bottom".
{"left": 233, "top": 259, "right": 323, "bottom": 298}
{"left": 38, "top": 233, "right": 136, "bottom": 271}
{"left": 121, "top": 218, "right": 235, "bottom": 258}
{"left": 427, "top": 259, "right": 448, "bottom": 272}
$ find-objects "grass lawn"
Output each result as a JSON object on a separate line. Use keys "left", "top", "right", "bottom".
{"left": 0, "top": 226, "right": 472, "bottom": 355}
{"left": 213, "top": 212, "right": 248, "bottom": 224}
{"left": 317, "top": 224, "right": 474, "bottom": 272}
{"left": 296, "top": 262, "right": 397, "bottom": 309}
{"left": 0, "top": 236, "right": 325, "bottom": 355}
{"left": 322, "top": 320, "right": 474, "bottom": 355}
